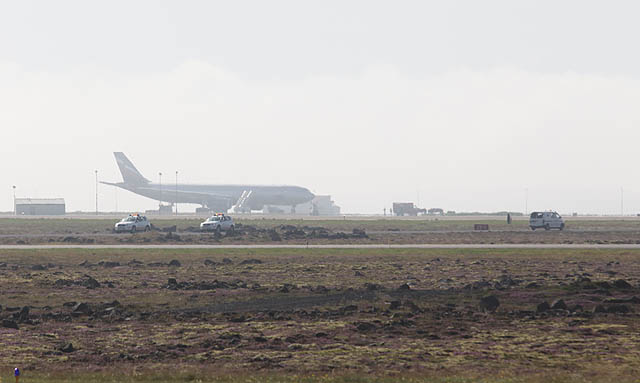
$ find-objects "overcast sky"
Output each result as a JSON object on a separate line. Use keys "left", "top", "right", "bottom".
{"left": 1, "top": 1, "right": 640, "bottom": 214}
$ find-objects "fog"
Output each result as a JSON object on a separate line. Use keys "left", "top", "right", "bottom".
{"left": 1, "top": 1, "right": 639, "bottom": 214}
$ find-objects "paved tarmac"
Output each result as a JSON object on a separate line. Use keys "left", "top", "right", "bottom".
{"left": 2, "top": 243, "right": 640, "bottom": 249}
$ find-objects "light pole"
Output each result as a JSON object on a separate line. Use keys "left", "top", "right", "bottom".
{"left": 12, "top": 185, "right": 16, "bottom": 215}
{"left": 158, "top": 172, "right": 163, "bottom": 213}
{"left": 175, "top": 171, "right": 178, "bottom": 216}
{"left": 95, "top": 170, "right": 98, "bottom": 215}
{"left": 524, "top": 188, "right": 528, "bottom": 216}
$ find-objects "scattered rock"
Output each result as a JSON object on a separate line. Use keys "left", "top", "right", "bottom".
{"left": 397, "top": 283, "right": 411, "bottom": 291}
{"left": 268, "top": 230, "right": 282, "bottom": 241}
{"left": 72, "top": 302, "right": 91, "bottom": 314}
{"left": 168, "top": 259, "right": 181, "bottom": 267}
{"left": 479, "top": 295, "right": 500, "bottom": 312}
{"left": 365, "top": 283, "right": 383, "bottom": 291}
{"left": 551, "top": 299, "right": 568, "bottom": 310}
{"left": 536, "top": 301, "right": 551, "bottom": 313}
{"left": 82, "top": 276, "right": 100, "bottom": 289}
{"left": 98, "top": 261, "right": 120, "bottom": 268}
{"left": 607, "top": 304, "right": 631, "bottom": 314}
{"left": 162, "top": 225, "right": 177, "bottom": 233}
{"left": 14, "top": 306, "right": 29, "bottom": 322}
{"left": 2, "top": 319, "right": 18, "bottom": 329}
{"left": 604, "top": 296, "right": 640, "bottom": 304}
{"left": 240, "top": 259, "right": 263, "bottom": 265}
{"left": 613, "top": 279, "right": 632, "bottom": 289}
{"left": 592, "top": 304, "right": 607, "bottom": 313}
{"left": 127, "top": 259, "right": 143, "bottom": 266}
{"left": 356, "top": 322, "right": 376, "bottom": 332}
{"left": 59, "top": 342, "right": 75, "bottom": 353}
{"left": 31, "top": 264, "right": 47, "bottom": 271}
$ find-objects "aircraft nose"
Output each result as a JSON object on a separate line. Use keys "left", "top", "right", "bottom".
{"left": 303, "top": 189, "right": 315, "bottom": 201}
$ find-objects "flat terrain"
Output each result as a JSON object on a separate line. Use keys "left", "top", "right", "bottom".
{"left": 2, "top": 247, "right": 640, "bottom": 381}
{"left": 1, "top": 216, "right": 640, "bottom": 245}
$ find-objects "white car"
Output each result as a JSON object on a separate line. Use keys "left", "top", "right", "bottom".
{"left": 200, "top": 214, "right": 235, "bottom": 233}
{"left": 529, "top": 211, "right": 564, "bottom": 231}
{"left": 114, "top": 214, "right": 151, "bottom": 233}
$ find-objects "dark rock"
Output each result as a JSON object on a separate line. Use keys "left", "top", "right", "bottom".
{"left": 594, "top": 281, "right": 612, "bottom": 289}
{"left": 314, "top": 285, "right": 329, "bottom": 293}
{"left": 240, "top": 259, "right": 263, "bottom": 265}
{"left": 536, "top": 301, "right": 551, "bottom": 313}
{"left": 592, "top": 304, "right": 607, "bottom": 313}
{"left": 356, "top": 322, "right": 376, "bottom": 332}
{"left": 167, "top": 278, "right": 178, "bottom": 286}
{"left": 98, "top": 261, "right": 120, "bottom": 268}
{"left": 204, "top": 259, "right": 217, "bottom": 266}
{"left": 72, "top": 302, "right": 91, "bottom": 314}
{"left": 339, "top": 305, "right": 358, "bottom": 314}
{"left": 613, "top": 279, "right": 632, "bottom": 289}
{"left": 31, "top": 264, "right": 47, "bottom": 271}
{"left": 607, "top": 304, "right": 631, "bottom": 314}
{"left": 604, "top": 296, "right": 640, "bottom": 304}
{"left": 464, "top": 281, "right": 491, "bottom": 290}
{"left": 59, "top": 342, "right": 75, "bottom": 353}
{"left": 397, "top": 283, "right": 411, "bottom": 291}
{"left": 551, "top": 299, "right": 568, "bottom": 310}
{"left": 354, "top": 271, "right": 365, "bottom": 277}
{"left": 82, "top": 276, "right": 100, "bottom": 289}
{"left": 389, "top": 300, "right": 402, "bottom": 310}
{"left": 365, "top": 283, "right": 383, "bottom": 291}
{"left": 162, "top": 225, "right": 177, "bottom": 233}
{"left": 352, "top": 228, "right": 367, "bottom": 238}
{"left": 479, "top": 295, "right": 500, "bottom": 312}
{"left": 15, "top": 306, "right": 29, "bottom": 322}
{"left": 525, "top": 282, "right": 539, "bottom": 288}
{"left": 168, "top": 259, "right": 181, "bottom": 267}
{"left": 253, "top": 336, "right": 268, "bottom": 343}
{"left": 222, "top": 258, "right": 233, "bottom": 264}
{"left": 229, "top": 315, "right": 246, "bottom": 323}
{"left": 62, "top": 301, "right": 76, "bottom": 307}
{"left": 127, "top": 259, "right": 143, "bottom": 266}
{"left": 403, "top": 300, "right": 422, "bottom": 313}
{"left": 2, "top": 319, "right": 18, "bottom": 329}
{"left": 268, "top": 229, "right": 282, "bottom": 241}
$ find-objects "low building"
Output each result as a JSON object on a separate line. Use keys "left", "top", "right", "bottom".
{"left": 15, "top": 198, "right": 65, "bottom": 215}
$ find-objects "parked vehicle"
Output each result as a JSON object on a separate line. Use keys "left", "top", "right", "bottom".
{"left": 200, "top": 213, "right": 234, "bottom": 233}
{"left": 392, "top": 202, "right": 427, "bottom": 216}
{"left": 114, "top": 214, "right": 151, "bottom": 233}
{"left": 529, "top": 211, "right": 564, "bottom": 231}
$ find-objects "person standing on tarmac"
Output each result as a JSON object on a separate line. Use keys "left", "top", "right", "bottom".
{"left": 507, "top": 213, "right": 512, "bottom": 225}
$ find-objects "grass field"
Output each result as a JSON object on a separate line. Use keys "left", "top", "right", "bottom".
{"left": 1, "top": 217, "right": 640, "bottom": 245}
{"left": 2, "top": 247, "right": 640, "bottom": 381}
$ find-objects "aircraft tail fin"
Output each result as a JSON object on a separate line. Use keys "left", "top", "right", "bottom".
{"left": 114, "top": 152, "right": 150, "bottom": 185}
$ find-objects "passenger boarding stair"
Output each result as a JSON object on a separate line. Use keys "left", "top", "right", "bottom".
{"left": 233, "top": 190, "right": 253, "bottom": 213}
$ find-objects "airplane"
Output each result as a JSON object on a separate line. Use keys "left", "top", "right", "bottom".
{"left": 101, "top": 152, "right": 315, "bottom": 213}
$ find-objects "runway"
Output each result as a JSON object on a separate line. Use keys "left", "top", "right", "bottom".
{"left": 2, "top": 243, "right": 640, "bottom": 249}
